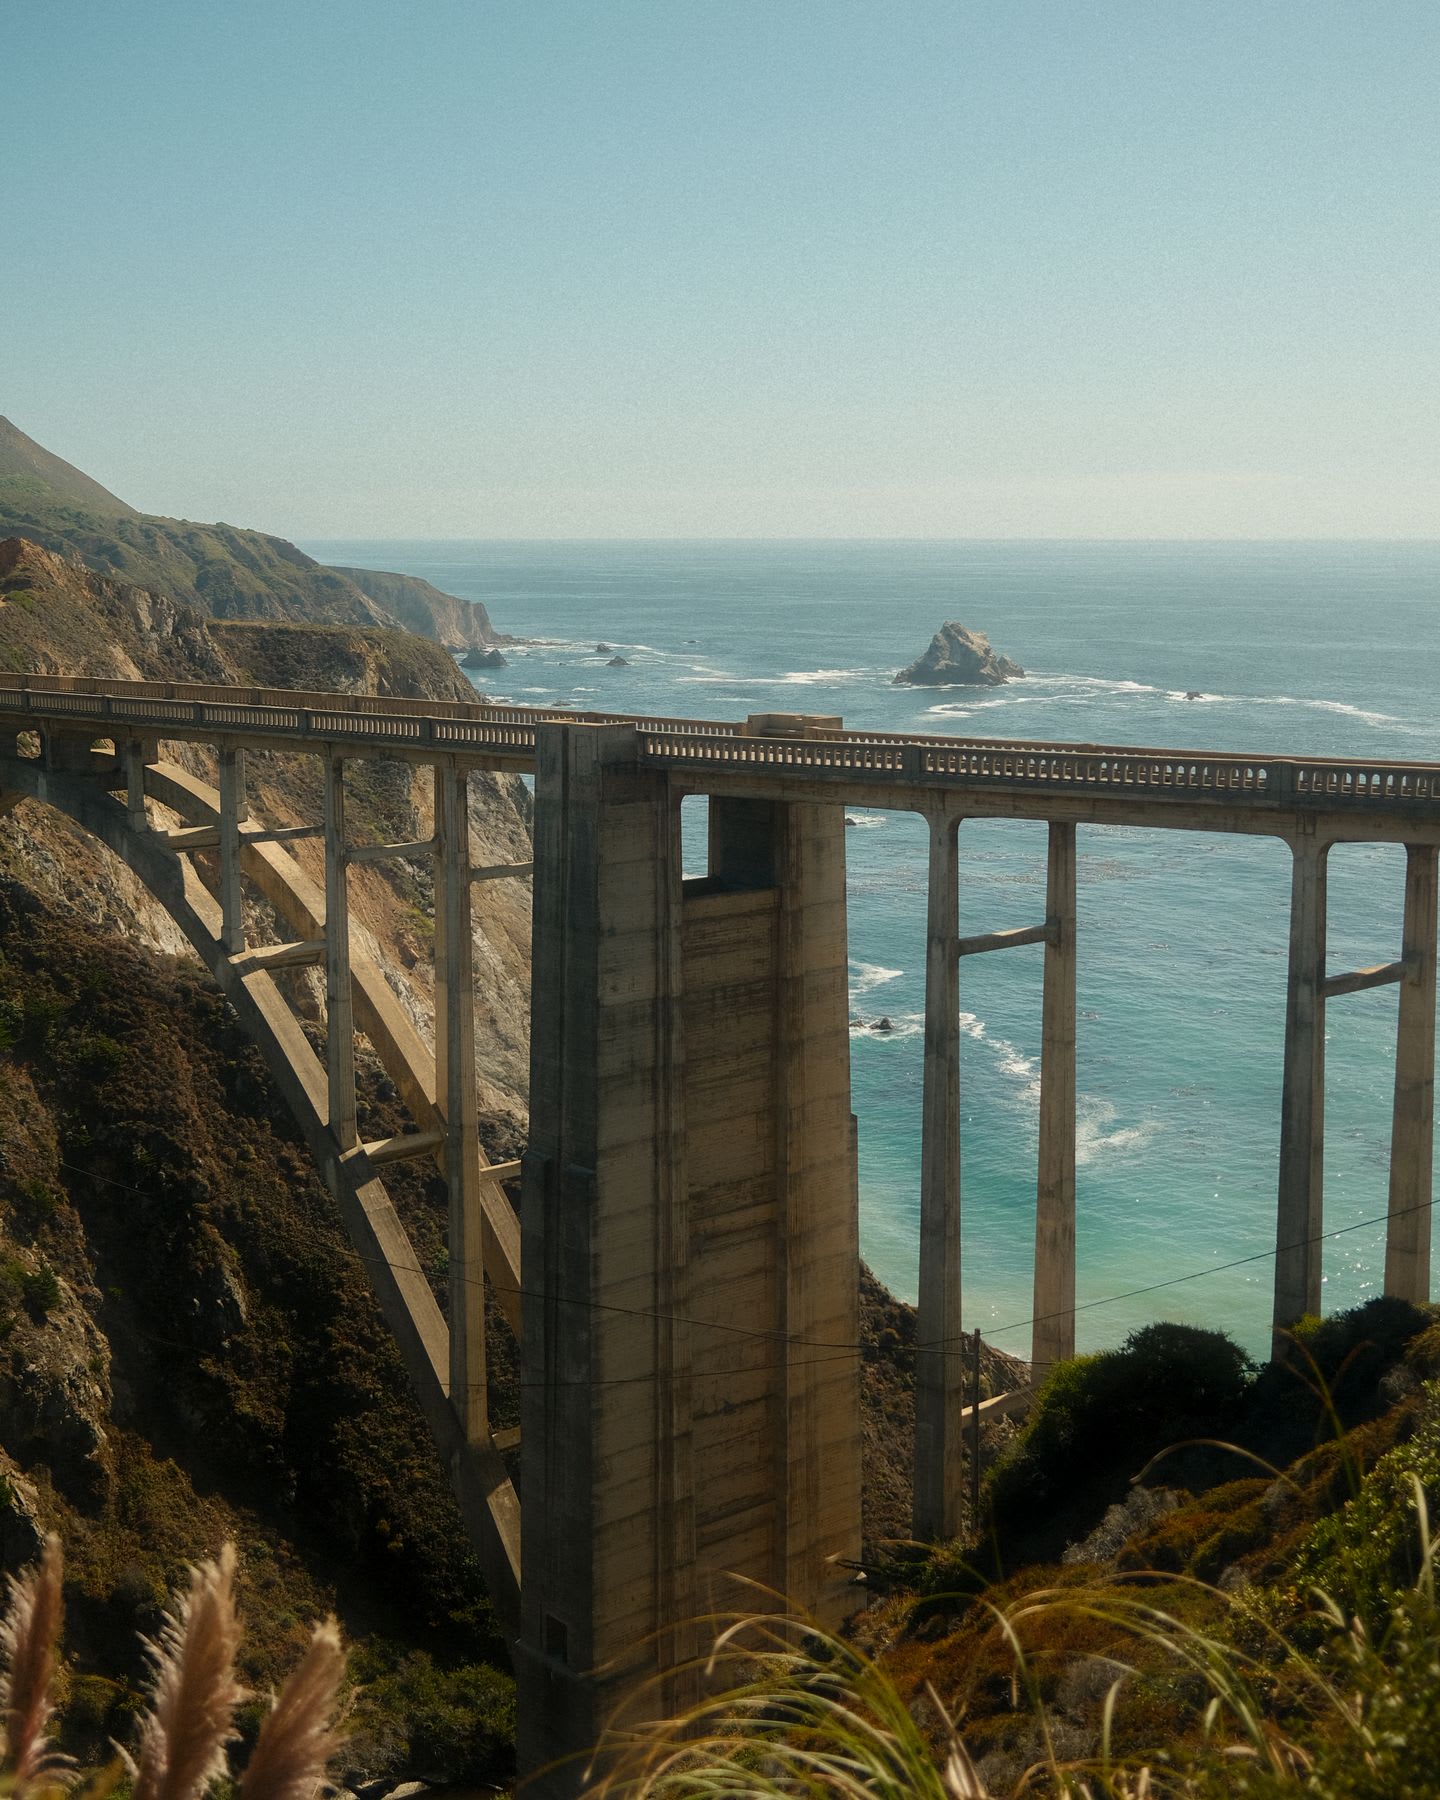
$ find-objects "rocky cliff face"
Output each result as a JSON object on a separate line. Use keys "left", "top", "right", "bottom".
{"left": 333, "top": 565, "right": 511, "bottom": 652}
{"left": 894, "top": 621, "right": 1024, "bottom": 687}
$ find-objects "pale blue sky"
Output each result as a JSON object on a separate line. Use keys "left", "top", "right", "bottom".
{"left": 6, "top": 2, "right": 1437, "bottom": 538}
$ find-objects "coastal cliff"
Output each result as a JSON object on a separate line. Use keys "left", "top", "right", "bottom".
{"left": 0, "top": 416, "right": 497, "bottom": 650}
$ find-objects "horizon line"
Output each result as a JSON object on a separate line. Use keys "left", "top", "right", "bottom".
{"left": 292, "top": 533, "right": 1440, "bottom": 547}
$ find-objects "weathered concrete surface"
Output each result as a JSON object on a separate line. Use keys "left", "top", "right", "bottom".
{"left": 519, "top": 737, "right": 860, "bottom": 1791}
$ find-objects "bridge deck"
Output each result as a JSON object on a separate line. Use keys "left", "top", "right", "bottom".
{"left": 3, "top": 668, "right": 1439, "bottom": 829}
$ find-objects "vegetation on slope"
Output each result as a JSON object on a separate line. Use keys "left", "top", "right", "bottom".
{"left": 591, "top": 1305, "right": 1440, "bottom": 1796}
{"left": 0, "top": 871, "right": 520, "bottom": 1784}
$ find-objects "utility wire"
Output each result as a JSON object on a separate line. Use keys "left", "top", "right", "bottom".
{"left": 48, "top": 1156, "right": 1440, "bottom": 1384}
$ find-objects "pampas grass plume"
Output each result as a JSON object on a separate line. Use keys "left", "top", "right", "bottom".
{"left": 240, "top": 1617, "right": 346, "bottom": 1800}
{"left": 130, "top": 1542, "right": 247, "bottom": 1800}
{"left": 0, "top": 1533, "right": 66, "bottom": 1788}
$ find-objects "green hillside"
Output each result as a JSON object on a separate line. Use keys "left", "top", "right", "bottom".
{"left": 0, "top": 415, "right": 137, "bottom": 518}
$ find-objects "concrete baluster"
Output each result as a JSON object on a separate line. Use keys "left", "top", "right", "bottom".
{"left": 434, "top": 760, "right": 486, "bottom": 1441}
{"left": 1385, "top": 844, "right": 1438, "bottom": 1304}
{"left": 914, "top": 810, "right": 964, "bottom": 1540}
{"left": 1273, "top": 832, "right": 1328, "bottom": 1340}
{"left": 1033, "top": 820, "right": 1077, "bottom": 1375}
{"left": 322, "top": 754, "right": 357, "bottom": 1151}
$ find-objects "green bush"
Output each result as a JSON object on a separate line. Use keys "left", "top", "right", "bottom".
{"left": 21, "top": 1261, "right": 61, "bottom": 1314}
{"left": 986, "top": 1321, "right": 1255, "bottom": 1564}
{"left": 347, "top": 1649, "right": 515, "bottom": 1783}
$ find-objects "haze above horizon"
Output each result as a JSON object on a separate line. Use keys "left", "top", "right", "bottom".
{"left": 7, "top": 2, "right": 1436, "bottom": 542}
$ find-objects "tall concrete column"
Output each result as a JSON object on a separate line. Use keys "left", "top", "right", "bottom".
{"left": 1033, "top": 821, "right": 1077, "bottom": 1375}
{"left": 914, "top": 810, "right": 964, "bottom": 1540}
{"left": 520, "top": 735, "right": 860, "bottom": 1794}
{"left": 1386, "top": 843, "right": 1438, "bottom": 1304}
{"left": 434, "top": 761, "right": 486, "bottom": 1440}
{"left": 322, "top": 755, "right": 357, "bottom": 1151}
{"left": 773, "top": 796, "right": 861, "bottom": 1613}
{"left": 217, "top": 745, "right": 248, "bottom": 955}
{"left": 519, "top": 723, "right": 691, "bottom": 1788}
{"left": 1274, "top": 831, "right": 1328, "bottom": 1338}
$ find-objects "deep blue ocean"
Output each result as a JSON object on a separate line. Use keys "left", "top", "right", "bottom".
{"left": 305, "top": 539, "right": 1440, "bottom": 1361}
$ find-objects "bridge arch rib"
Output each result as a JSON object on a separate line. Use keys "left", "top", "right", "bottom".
{"left": 0, "top": 742, "right": 522, "bottom": 1628}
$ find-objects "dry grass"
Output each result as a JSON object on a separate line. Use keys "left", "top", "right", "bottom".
{"left": 589, "top": 1478, "right": 1440, "bottom": 1799}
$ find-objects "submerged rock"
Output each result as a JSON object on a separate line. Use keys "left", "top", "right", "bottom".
{"left": 894, "top": 621, "right": 1023, "bottom": 687}
{"left": 596, "top": 642, "right": 613, "bottom": 653}
{"left": 606, "top": 655, "right": 629, "bottom": 667}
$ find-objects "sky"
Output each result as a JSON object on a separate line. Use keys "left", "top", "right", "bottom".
{"left": 5, "top": 1, "right": 1437, "bottom": 539}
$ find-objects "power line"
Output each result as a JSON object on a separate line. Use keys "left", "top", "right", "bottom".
{"left": 47, "top": 1156, "right": 1440, "bottom": 1381}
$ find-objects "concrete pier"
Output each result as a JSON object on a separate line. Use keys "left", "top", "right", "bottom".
{"left": 519, "top": 729, "right": 860, "bottom": 1788}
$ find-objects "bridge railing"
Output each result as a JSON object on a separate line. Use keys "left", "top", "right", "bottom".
{"left": 3, "top": 669, "right": 1440, "bottom": 811}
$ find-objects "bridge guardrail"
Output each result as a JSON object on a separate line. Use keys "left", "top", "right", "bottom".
{"left": 2, "top": 670, "right": 1439, "bottom": 812}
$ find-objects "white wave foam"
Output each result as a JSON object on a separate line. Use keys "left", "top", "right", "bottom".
{"left": 1255, "top": 695, "right": 1400, "bottom": 727}
{"left": 845, "top": 811, "right": 887, "bottom": 829}
{"left": 1075, "top": 1099, "right": 1161, "bottom": 1167}
{"left": 1022, "top": 675, "right": 1161, "bottom": 695}
{"left": 849, "top": 959, "right": 902, "bottom": 996}
{"left": 688, "top": 667, "right": 879, "bottom": 688}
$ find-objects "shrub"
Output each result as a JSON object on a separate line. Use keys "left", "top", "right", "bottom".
{"left": 346, "top": 1649, "right": 515, "bottom": 1784}
{"left": 986, "top": 1322, "right": 1255, "bottom": 1565}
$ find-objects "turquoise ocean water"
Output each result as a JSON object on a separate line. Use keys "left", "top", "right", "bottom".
{"left": 304, "top": 540, "right": 1440, "bottom": 1361}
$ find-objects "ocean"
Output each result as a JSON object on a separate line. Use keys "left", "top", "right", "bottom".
{"left": 303, "top": 538, "right": 1440, "bottom": 1361}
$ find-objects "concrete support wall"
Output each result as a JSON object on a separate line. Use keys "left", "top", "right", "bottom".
{"left": 1386, "top": 844, "right": 1438, "bottom": 1304}
{"left": 914, "top": 811, "right": 964, "bottom": 1540}
{"left": 1274, "top": 832, "right": 1328, "bottom": 1336}
{"left": 519, "top": 737, "right": 860, "bottom": 1792}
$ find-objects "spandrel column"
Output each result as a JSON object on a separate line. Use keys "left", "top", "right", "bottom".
{"left": 1386, "top": 844, "right": 1438, "bottom": 1305}
{"left": 217, "top": 745, "right": 248, "bottom": 955}
{"left": 1273, "top": 831, "right": 1328, "bottom": 1341}
{"left": 434, "top": 761, "right": 486, "bottom": 1442}
{"left": 1032, "top": 821, "right": 1077, "bottom": 1375}
{"left": 322, "top": 754, "right": 356, "bottom": 1151}
{"left": 914, "top": 810, "right": 964, "bottom": 1540}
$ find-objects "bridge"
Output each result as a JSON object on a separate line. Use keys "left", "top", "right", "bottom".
{"left": 2, "top": 668, "right": 1438, "bottom": 1789}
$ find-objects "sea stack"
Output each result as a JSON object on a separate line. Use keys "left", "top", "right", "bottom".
{"left": 462, "top": 646, "right": 508, "bottom": 669}
{"left": 893, "top": 621, "right": 1024, "bottom": 687}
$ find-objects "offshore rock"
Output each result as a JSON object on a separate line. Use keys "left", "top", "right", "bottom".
{"left": 461, "top": 646, "right": 508, "bottom": 669}
{"left": 893, "top": 621, "right": 1024, "bottom": 687}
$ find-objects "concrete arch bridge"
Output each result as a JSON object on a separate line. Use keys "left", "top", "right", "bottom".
{"left": 2, "top": 670, "right": 1438, "bottom": 1788}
